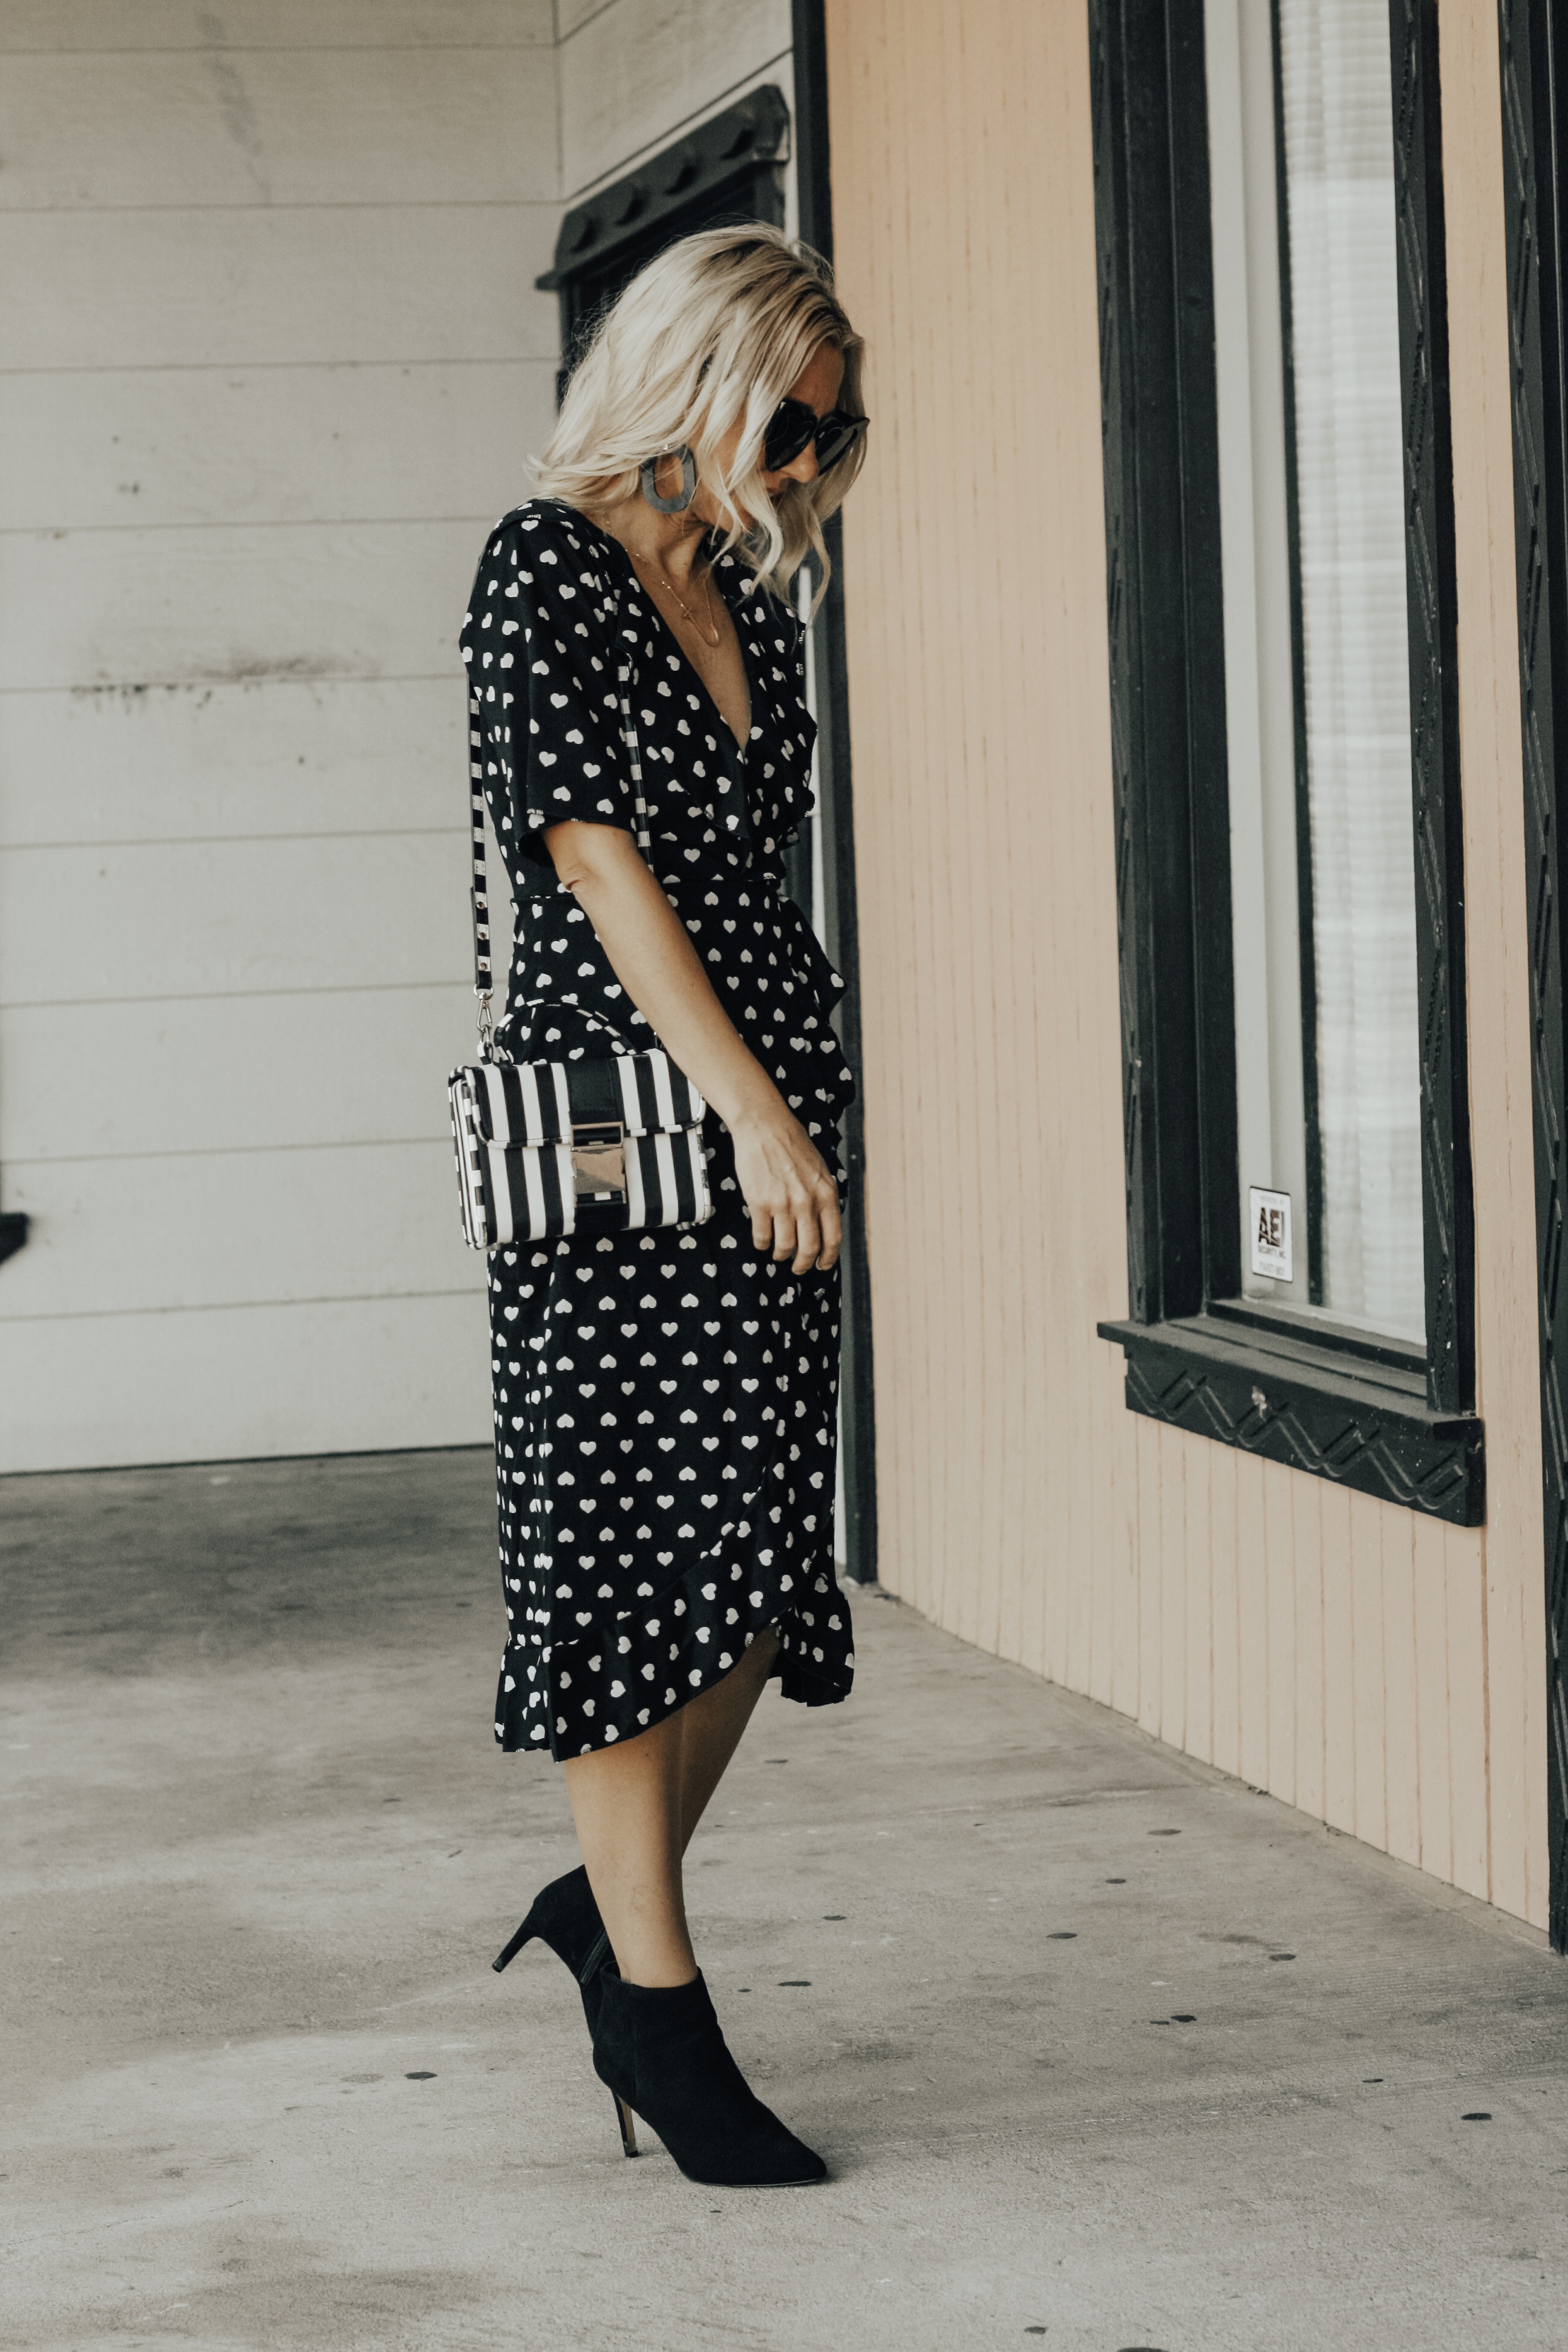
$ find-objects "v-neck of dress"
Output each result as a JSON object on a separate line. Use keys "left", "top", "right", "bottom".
{"left": 595, "top": 521, "right": 757, "bottom": 763}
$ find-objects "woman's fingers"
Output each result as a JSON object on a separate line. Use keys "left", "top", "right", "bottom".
{"left": 749, "top": 1193, "right": 825, "bottom": 1269}
{"left": 816, "top": 1180, "right": 843, "bottom": 1271}
{"left": 788, "top": 1197, "right": 820, "bottom": 1272}
{"left": 734, "top": 1117, "right": 841, "bottom": 1272}
{"left": 780, "top": 1175, "right": 844, "bottom": 1273}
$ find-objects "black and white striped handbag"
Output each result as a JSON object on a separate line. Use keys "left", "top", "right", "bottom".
{"left": 448, "top": 586, "right": 714, "bottom": 1250}
{"left": 449, "top": 1049, "right": 711, "bottom": 1249}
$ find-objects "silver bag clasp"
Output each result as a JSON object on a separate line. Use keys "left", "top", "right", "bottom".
{"left": 571, "top": 1120, "right": 627, "bottom": 1201}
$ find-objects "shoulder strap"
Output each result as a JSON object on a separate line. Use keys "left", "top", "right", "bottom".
{"left": 467, "top": 715, "right": 494, "bottom": 1046}
{"left": 468, "top": 558, "right": 648, "bottom": 1056}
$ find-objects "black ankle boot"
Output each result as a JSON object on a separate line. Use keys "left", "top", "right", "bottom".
{"left": 592, "top": 1968, "right": 827, "bottom": 2187}
{"left": 492, "top": 1865, "right": 611, "bottom": 2034}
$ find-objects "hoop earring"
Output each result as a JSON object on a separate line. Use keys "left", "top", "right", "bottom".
{"left": 640, "top": 449, "right": 698, "bottom": 514}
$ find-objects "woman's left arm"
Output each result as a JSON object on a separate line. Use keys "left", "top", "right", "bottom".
{"left": 543, "top": 819, "right": 841, "bottom": 1277}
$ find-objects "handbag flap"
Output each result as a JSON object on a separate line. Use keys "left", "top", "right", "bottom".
{"left": 462, "top": 1050, "right": 705, "bottom": 1145}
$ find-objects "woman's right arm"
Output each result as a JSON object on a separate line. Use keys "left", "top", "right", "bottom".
{"left": 543, "top": 819, "right": 841, "bottom": 1276}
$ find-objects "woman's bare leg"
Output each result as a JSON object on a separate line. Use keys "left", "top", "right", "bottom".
{"left": 676, "top": 1628, "right": 780, "bottom": 1849}
{"left": 564, "top": 1710, "right": 691, "bottom": 1988}
{"left": 563, "top": 1631, "right": 782, "bottom": 1988}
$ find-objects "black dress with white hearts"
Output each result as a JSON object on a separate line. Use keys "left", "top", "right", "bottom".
{"left": 459, "top": 499, "right": 857, "bottom": 1759}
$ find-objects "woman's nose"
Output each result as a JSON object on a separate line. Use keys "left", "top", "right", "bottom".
{"left": 779, "top": 443, "right": 819, "bottom": 486}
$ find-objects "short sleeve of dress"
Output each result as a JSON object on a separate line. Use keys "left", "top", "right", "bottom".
{"left": 459, "top": 502, "right": 632, "bottom": 874}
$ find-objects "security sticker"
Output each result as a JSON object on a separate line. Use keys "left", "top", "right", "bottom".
{"left": 1249, "top": 1187, "right": 1292, "bottom": 1282}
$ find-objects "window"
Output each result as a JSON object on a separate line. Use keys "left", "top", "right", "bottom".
{"left": 1213, "top": 0, "right": 1420, "bottom": 1345}
{"left": 539, "top": 88, "right": 791, "bottom": 392}
{"left": 1212, "top": 0, "right": 1422, "bottom": 1340}
{"left": 1089, "top": 0, "right": 1481, "bottom": 1521}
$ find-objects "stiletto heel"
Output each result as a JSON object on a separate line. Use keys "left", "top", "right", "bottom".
{"left": 592, "top": 1968, "right": 827, "bottom": 2187}
{"left": 492, "top": 1910, "right": 540, "bottom": 1973}
{"left": 491, "top": 1866, "right": 613, "bottom": 2034}
{"left": 612, "top": 2092, "right": 639, "bottom": 2158}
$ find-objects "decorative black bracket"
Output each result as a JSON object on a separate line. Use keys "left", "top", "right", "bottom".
{"left": 1100, "top": 1316, "right": 1483, "bottom": 1526}
{"left": 0, "top": 1212, "right": 27, "bottom": 1268}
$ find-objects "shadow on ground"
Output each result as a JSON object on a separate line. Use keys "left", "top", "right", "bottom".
{"left": 4, "top": 1449, "right": 1567, "bottom": 2351}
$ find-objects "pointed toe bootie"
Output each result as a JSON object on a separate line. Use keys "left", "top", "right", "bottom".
{"left": 492, "top": 1865, "right": 612, "bottom": 2034}
{"left": 592, "top": 1967, "right": 828, "bottom": 2187}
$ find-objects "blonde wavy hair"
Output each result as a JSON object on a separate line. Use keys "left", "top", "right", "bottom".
{"left": 534, "top": 223, "right": 866, "bottom": 603}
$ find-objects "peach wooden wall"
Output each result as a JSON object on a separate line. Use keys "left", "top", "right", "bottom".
{"left": 825, "top": 0, "right": 1549, "bottom": 1926}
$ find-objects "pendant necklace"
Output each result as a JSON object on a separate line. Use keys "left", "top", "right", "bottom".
{"left": 633, "top": 547, "right": 720, "bottom": 647}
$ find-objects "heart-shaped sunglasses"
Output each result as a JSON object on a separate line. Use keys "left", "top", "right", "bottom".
{"left": 763, "top": 397, "right": 869, "bottom": 476}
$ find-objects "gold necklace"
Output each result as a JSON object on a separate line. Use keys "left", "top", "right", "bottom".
{"left": 627, "top": 543, "right": 747, "bottom": 748}
{"left": 632, "top": 547, "right": 720, "bottom": 647}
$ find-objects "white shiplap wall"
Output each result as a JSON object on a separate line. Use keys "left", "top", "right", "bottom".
{"left": 556, "top": 0, "right": 791, "bottom": 203}
{"left": 0, "top": 2, "right": 560, "bottom": 1470}
{"left": 0, "top": 0, "right": 799, "bottom": 1474}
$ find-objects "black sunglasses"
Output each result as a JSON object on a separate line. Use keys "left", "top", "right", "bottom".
{"left": 763, "top": 397, "right": 869, "bottom": 476}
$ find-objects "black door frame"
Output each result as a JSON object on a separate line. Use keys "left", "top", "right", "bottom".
{"left": 1498, "top": 0, "right": 1568, "bottom": 1952}
{"left": 537, "top": 13, "right": 878, "bottom": 1586}
{"left": 792, "top": 0, "right": 878, "bottom": 1587}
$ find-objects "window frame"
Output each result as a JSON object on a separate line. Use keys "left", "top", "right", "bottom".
{"left": 1089, "top": 0, "right": 1483, "bottom": 1526}
{"left": 538, "top": 87, "right": 792, "bottom": 389}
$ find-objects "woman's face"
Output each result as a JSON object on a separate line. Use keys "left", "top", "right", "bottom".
{"left": 699, "top": 342, "right": 848, "bottom": 525}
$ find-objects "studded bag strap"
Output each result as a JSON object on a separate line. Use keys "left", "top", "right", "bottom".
{"left": 605, "top": 566, "right": 649, "bottom": 850}
{"left": 466, "top": 708, "right": 494, "bottom": 1050}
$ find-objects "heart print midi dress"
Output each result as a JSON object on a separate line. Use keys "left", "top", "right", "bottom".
{"left": 460, "top": 498, "right": 857, "bottom": 1759}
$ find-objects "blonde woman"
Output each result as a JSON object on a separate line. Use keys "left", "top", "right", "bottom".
{"left": 460, "top": 227, "right": 867, "bottom": 2186}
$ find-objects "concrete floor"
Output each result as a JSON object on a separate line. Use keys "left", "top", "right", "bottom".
{"left": 4, "top": 1452, "right": 1568, "bottom": 2352}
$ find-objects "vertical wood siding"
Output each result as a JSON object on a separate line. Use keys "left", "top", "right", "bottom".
{"left": 0, "top": 2, "right": 558, "bottom": 1470}
{"left": 825, "top": 0, "right": 1548, "bottom": 1924}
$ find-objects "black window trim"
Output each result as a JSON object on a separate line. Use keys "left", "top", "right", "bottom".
{"left": 1088, "top": 0, "right": 1483, "bottom": 1529}
{"left": 538, "top": 85, "right": 792, "bottom": 381}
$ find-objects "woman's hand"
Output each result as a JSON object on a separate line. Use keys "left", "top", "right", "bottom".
{"left": 729, "top": 1104, "right": 841, "bottom": 1274}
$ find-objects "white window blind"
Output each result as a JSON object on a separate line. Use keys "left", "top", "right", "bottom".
{"left": 1278, "top": 0, "right": 1423, "bottom": 1339}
